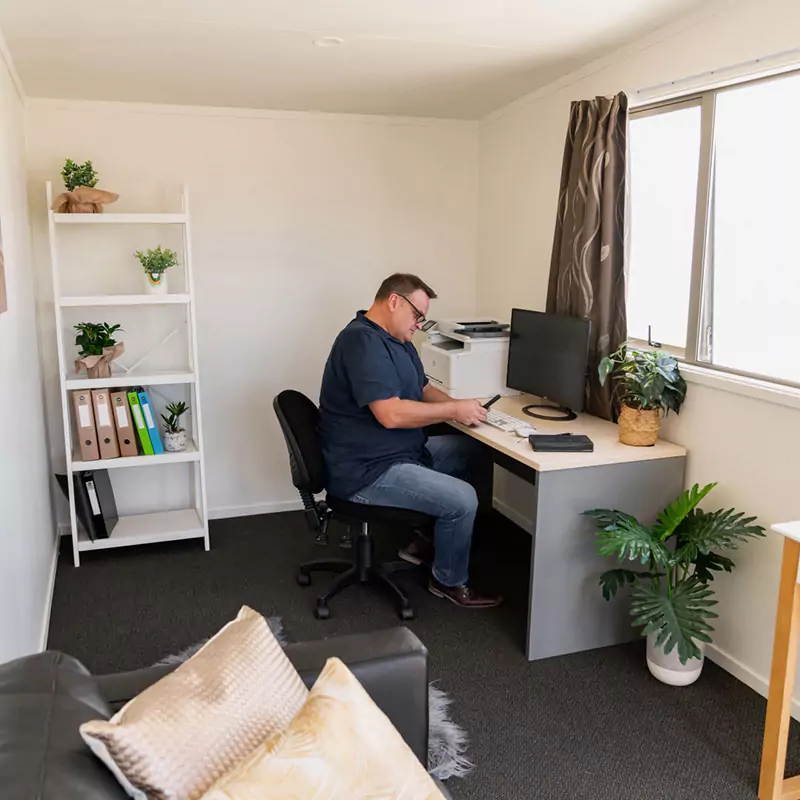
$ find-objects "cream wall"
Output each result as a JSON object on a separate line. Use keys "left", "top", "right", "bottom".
{"left": 0, "top": 45, "right": 56, "bottom": 660}
{"left": 477, "top": 0, "right": 800, "bottom": 707}
{"left": 25, "top": 100, "right": 479, "bottom": 521}
{"left": 13, "top": 0, "right": 799, "bottom": 704}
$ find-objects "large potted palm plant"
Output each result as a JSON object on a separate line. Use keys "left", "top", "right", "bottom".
{"left": 584, "top": 483, "right": 765, "bottom": 685}
{"left": 598, "top": 344, "right": 687, "bottom": 446}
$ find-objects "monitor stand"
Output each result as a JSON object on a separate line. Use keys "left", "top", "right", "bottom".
{"left": 522, "top": 404, "right": 577, "bottom": 422}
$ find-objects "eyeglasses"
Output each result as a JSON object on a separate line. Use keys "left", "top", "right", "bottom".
{"left": 398, "top": 294, "right": 427, "bottom": 326}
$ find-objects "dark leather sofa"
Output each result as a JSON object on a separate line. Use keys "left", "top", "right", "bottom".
{"left": 0, "top": 626, "right": 452, "bottom": 799}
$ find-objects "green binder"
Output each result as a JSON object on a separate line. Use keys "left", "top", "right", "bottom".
{"left": 127, "top": 389, "right": 154, "bottom": 455}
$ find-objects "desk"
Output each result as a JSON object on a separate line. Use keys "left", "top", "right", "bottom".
{"left": 449, "top": 394, "right": 687, "bottom": 661}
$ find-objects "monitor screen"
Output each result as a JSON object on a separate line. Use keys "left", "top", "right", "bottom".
{"left": 506, "top": 309, "right": 591, "bottom": 412}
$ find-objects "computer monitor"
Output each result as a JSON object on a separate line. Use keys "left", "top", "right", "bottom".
{"left": 506, "top": 309, "right": 591, "bottom": 421}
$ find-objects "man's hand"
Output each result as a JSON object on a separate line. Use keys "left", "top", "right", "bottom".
{"left": 452, "top": 399, "right": 488, "bottom": 427}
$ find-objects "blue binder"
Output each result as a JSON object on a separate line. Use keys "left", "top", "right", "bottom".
{"left": 138, "top": 390, "right": 164, "bottom": 454}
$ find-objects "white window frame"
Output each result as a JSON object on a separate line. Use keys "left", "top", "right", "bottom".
{"left": 629, "top": 68, "right": 800, "bottom": 392}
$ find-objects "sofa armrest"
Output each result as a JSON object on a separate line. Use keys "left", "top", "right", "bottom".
{"left": 286, "top": 627, "right": 429, "bottom": 766}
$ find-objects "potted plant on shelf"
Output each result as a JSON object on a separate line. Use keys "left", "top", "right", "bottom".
{"left": 161, "top": 401, "right": 190, "bottom": 452}
{"left": 584, "top": 482, "right": 764, "bottom": 686}
{"left": 135, "top": 246, "right": 178, "bottom": 294}
{"left": 74, "top": 322, "right": 124, "bottom": 379}
{"left": 598, "top": 344, "right": 687, "bottom": 446}
{"left": 51, "top": 159, "right": 119, "bottom": 213}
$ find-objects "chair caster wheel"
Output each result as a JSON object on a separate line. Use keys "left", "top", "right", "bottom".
{"left": 314, "top": 602, "right": 331, "bottom": 620}
{"left": 297, "top": 572, "right": 312, "bottom": 587}
{"left": 400, "top": 607, "right": 415, "bottom": 622}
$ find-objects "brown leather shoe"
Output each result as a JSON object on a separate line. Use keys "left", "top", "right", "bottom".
{"left": 428, "top": 577, "right": 503, "bottom": 608}
{"left": 398, "top": 532, "right": 434, "bottom": 567}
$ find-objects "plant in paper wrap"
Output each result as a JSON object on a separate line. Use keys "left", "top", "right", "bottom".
{"left": 74, "top": 322, "right": 124, "bottom": 379}
{"left": 52, "top": 159, "right": 119, "bottom": 213}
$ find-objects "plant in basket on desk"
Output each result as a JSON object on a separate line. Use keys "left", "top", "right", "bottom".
{"left": 74, "top": 322, "right": 124, "bottom": 379}
{"left": 135, "top": 245, "right": 179, "bottom": 294}
{"left": 584, "top": 482, "right": 765, "bottom": 686}
{"left": 598, "top": 344, "right": 687, "bottom": 446}
{"left": 161, "top": 401, "right": 190, "bottom": 452}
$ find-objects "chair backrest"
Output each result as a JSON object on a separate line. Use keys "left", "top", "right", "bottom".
{"left": 273, "top": 390, "right": 326, "bottom": 496}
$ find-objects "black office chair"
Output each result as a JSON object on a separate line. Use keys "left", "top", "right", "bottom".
{"left": 273, "top": 389, "right": 435, "bottom": 621}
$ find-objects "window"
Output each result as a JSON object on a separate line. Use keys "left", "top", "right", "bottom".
{"left": 628, "top": 70, "right": 800, "bottom": 386}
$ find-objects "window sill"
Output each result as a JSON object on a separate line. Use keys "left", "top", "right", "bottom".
{"left": 680, "top": 363, "right": 800, "bottom": 412}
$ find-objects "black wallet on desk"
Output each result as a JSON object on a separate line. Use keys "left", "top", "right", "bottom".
{"left": 528, "top": 433, "right": 594, "bottom": 452}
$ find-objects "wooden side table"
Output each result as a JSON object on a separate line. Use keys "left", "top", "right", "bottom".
{"left": 760, "top": 522, "right": 800, "bottom": 800}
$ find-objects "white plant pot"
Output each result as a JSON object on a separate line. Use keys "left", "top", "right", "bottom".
{"left": 145, "top": 272, "right": 168, "bottom": 294}
{"left": 646, "top": 632, "right": 705, "bottom": 686}
{"left": 163, "top": 429, "right": 187, "bottom": 452}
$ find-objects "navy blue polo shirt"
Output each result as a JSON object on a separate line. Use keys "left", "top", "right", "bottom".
{"left": 319, "top": 311, "right": 429, "bottom": 498}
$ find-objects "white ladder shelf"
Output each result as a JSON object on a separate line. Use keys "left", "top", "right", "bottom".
{"left": 46, "top": 182, "right": 210, "bottom": 566}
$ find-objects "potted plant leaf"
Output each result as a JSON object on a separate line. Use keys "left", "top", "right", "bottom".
{"left": 74, "top": 322, "right": 124, "bottom": 379}
{"left": 51, "top": 159, "right": 119, "bottom": 213}
{"left": 598, "top": 344, "right": 687, "bottom": 446}
{"left": 584, "top": 482, "right": 764, "bottom": 685}
{"left": 135, "top": 246, "right": 179, "bottom": 294}
{"left": 161, "top": 401, "right": 190, "bottom": 452}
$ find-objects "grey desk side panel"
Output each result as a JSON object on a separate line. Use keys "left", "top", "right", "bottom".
{"left": 526, "top": 456, "right": 686, "bottom": 661}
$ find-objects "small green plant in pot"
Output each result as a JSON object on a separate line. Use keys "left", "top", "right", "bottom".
{"left": 135, "top": 246, "right": 179, "bottom": 295}
{"left": 599, "top": 344, "right": 687, "bottom": 446}
{"left": 51, "top": 159, "right": 119, "bottom": 214}
{"left": 161, "top": 401, "right": 190, "bottom": 452}
{"left": 74, "top": 322, "right": 124, "bottom": 379}
{"left": 584, "top": 482, "right": 765, "bottom": 685}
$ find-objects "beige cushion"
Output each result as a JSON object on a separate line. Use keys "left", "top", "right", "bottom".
{"left": 201, "top": 656, "right": 446, "bottom": 800}
{"left": 80, "top": 606, "right": 308, "bottom": 800}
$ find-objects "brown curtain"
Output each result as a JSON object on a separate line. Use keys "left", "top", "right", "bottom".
{"left": 546, "top": 92, "right": 628, "bottom": 421}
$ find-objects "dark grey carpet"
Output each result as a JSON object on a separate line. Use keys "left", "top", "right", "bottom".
{"left": 49, "top": 510, "right": 800, "bottom": 800}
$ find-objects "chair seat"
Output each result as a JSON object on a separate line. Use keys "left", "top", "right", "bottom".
{"left": 327, "top": 495, "right": 435, "bottom": 528}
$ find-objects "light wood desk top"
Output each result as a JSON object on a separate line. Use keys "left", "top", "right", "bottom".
{"left": 771, "top": 521, "right": 800, "bottom": 545}
{"left": 449, "top": 394, "right": 686, "bottom": 473}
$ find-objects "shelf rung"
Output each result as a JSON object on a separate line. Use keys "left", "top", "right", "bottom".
{"left": 65, "top": 371, "right": 195, "bottom": 390}
{"left": 54, "top": 213, "right": 187, "bottom": 225}
{"left": 77, "top": 509, "right": 205, "bottom": 551}
{"left": 60, "top": 294, "right": 191, "bottom": 307}
{"left": 71, "top": 442, "right": 200, "bottom": 471}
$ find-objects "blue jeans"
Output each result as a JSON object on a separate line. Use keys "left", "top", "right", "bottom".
{"left": 350, "top": 435, "right": 484, "bottom": 587}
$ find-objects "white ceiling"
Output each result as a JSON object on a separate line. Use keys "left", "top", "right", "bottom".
{"left": 1, "top": 0, "right": 708, "bottom": 119}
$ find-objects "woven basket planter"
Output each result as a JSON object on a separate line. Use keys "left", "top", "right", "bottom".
{"left": 618, "top": 404, "right": 660, "bottom": 446}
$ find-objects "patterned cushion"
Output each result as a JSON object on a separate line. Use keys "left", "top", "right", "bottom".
{"left": 201, "top": 657, "right": 446, "bottom": 800}
{"left": 80, "top": 606, "right": 308, "bottom": 800}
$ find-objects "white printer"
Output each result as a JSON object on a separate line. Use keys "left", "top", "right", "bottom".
{"left": 420, "top": 319, "right": 517, "bottom": 399}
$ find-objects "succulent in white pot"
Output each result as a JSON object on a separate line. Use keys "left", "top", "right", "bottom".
{"left": 584, "top": 483, "right": 765, "bottom": 686}
{"left": 161, "top": 401, "right": 189, "bottom": 452}
{"left": 135, "top": 245, "right": 178, "bottom": 294}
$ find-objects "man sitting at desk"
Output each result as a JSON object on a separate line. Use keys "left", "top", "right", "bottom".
{"left": 319, "top": 273, "right": 502, "bottom": 609}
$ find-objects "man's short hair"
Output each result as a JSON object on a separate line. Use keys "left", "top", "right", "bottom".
{"left": 375, "top": 273, "right": 437, "bottom": 301}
